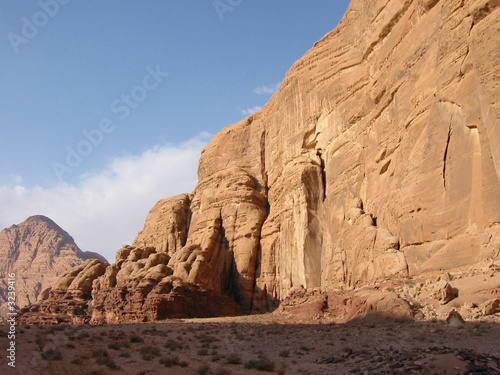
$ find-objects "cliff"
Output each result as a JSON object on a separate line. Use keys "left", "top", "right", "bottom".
{"left": 136, "top": 0, "right": 500, "bottom": 312}
{"left": 19, "top": 0, "right": 500, "bottom": 323}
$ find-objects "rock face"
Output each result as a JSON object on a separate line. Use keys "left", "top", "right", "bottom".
{"left": 19, "top": 246, "right": 241, "bottom": 324}
{"left": 18, "top": 259, "right": 109, "bottom": 324}
{"left": 135, "top": 0, "right": 500, "bottom": 312}
{"left": 90, "top": 245, "right": 242, "bottom": 323}
{"left": 0, "top": 215, "right": 106, "bottom": 315}
{"left": 18, "top": 0, "right": 500, "bottom": 323}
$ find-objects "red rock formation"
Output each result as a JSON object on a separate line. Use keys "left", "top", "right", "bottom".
{"left": 18, "top": 259, "right": 108, "bottom": 324}
{"left": 90, "top": 245, "right": 242, "bottom": 323}
{"left": 0, "top": 215, "right": 106, "bottom": 317}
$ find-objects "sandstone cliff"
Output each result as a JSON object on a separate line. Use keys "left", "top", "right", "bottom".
{"left": 19, "top": 0, "right": 500, "bottom": 323}
{"left": 136, "top": 0, "right": 500, "bottom": 312}
{"left": 0, "top": 215, "right": 106, "bottom": 315}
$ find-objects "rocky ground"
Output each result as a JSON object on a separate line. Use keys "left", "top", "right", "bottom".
{"left": 4, "top": 261, "right": 499, "bottom": 375}
{"left": 1, "top": 313, "right": 499, "bottom": 375}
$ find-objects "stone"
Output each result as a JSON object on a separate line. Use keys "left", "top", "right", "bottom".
{"left": 434, "top": 281, "right": 458, "bottom": 304}
{"left": 479, "top": 298, "right": 499, "bottom": 315}
{"left": 446, "top": 310, "right": 465, "bottom": 326}
{"left": 0, "top": 215, "right": 106, "bottom": 318}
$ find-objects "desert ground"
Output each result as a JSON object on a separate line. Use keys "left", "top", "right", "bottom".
{"left": 2, "top": 312, "right": 499, "bottom": 375}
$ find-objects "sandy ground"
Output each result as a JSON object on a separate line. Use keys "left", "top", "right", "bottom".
{"left": 1, "top": 313, "right": 499, "bottom": 375}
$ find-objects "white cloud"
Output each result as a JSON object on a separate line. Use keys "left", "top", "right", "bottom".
{"left": 253, "top": 83, "right": 280, "bottom": 95}
{"left": 0, "top": 133, "right": 210, "bottom": 262}
{"left": 239, "top": 106, "right": 262, "bottom": 116}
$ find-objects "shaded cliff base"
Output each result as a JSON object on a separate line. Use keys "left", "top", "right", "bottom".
{"left": 3, "top": 318, "right": 499, "bottom": 374}
{"left": 17, "top": 254, "right": 499, "bottom": 326}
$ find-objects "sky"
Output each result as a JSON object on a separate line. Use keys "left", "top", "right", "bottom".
{"left": 0, "top": 0, "right": 351, "bottom": 261}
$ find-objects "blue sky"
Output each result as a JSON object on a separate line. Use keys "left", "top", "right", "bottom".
{"left": 0, "top": 0, "right": 351, "bottom": 260}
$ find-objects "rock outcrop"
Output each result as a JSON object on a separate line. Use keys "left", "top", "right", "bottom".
{"left": 19, "top": 246, "right": 242, "bottom": 324}
{"left": 0, "top": 215, "right": 106, "bottom": 316}
{"left": 90, "top": 245, "right": 242, "bottom": 323}
{"left": 18, "top": 0, "right": 500, "bottom": 323}
{"left": 18, "top": 259, "right": 108, "bottom": 324}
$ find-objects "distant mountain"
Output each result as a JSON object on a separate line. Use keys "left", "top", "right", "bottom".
{"left": 0, "top": 215, "right": 107, "bottom": 315}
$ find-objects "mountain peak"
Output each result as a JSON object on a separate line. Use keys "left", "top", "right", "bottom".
{"left": 0, "top": 215, "right": 107, "bottom": 313}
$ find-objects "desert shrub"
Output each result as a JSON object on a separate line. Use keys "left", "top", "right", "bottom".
{"left": 118, "top": 352, "right": 131, "bottom": 358}
{"left": 108, "top": 331, "right": 126, "bottom": 340}
{"left": 197, "top": 348, "right": 209, "bottom": 356}
{"left": 279, "top": 350, "right": 289, "bottom": 358}
{"left": 412, "top": 300, "right": 424, "bottom": 309}
{"left": 276, "top": 363, "right": 287, "bottom": 375}
{"left": 129, "top": 333, "right": 144, "bottom": 343}
{"left": 92, "top": 349, "right": 118, "bottom": 369}
{"left": 107, "top": 342, "right": 121, "bottom": 350}
{"left": 196, "top": 364, "right": 211, "bottom": 375}
{"left": 212, "top": 353, "right": 223, "bottom": 362}
{"left": 164, "top": 339, "right": 183, "bottom": 351}
{"left": 244, "top": 356, "right": 275, "bottom": 372}
{"left": 159, "top": 354, "right": 180, "bottom": 367}
{"left": 85, "top": 370, "right": 109, "bottom": 375}
{"left": 196, "top": 333, "right": 219, "bottom": 344}
{"left": 226, "top": 353, "right": 242, "bottom": 365}
{"left": 140, "top": 345, "right": 161, "bottom": 360}
{"left": 42, "top": 349, "right": 63, "bottom": 360}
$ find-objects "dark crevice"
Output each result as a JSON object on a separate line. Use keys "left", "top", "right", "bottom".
{"left": 249, "top": 242, "right": 262, "bottom": 313}
{"left": 181, "top": 196, "right": 192, "bottom": 248}
{"left": 443, "top": 123, "right": 452, "bottom": 190}
{"left": 259, "top": 130, "right": 268, "bottom": 196}
{"left": 220, "top": 224, "right": 238, "bottom": 304}
{"left": 316, "top": 149, "right": 327, "bottom": 201}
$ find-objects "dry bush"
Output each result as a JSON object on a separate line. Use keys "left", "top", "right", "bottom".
{"left": 226, "top": 353, "right": 242, "bottom": 365}
{"left": 244, "top": 355, "right": 275, "bottom": 372}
